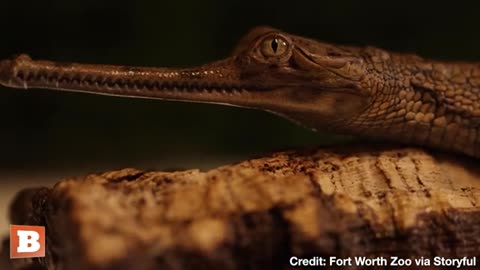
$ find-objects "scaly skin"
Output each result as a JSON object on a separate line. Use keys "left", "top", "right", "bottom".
{"left": 1, "top": 26, "right": 479, "bottom": 157}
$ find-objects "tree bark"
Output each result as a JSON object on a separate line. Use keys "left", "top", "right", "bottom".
{"left": 2, "top": 145, "right": 480, "bottom": 269}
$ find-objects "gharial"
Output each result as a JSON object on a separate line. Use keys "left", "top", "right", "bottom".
{"left": 1, "top": 26, "right": 479, "bottom": 157}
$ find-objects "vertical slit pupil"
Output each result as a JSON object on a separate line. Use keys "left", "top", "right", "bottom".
{"left": 271, "top": 38, "right": 279, "bottom": 53}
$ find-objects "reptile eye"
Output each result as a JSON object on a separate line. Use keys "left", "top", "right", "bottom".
{"left": 260, "top": 35, "right": 289, "bottom": 57}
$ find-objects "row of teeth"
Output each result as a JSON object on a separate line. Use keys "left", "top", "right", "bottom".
{"left": 15, "top": 71, "right": 250, "bottom": 93}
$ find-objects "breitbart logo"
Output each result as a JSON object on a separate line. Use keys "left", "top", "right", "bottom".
{"left": 10, "top": 225, "right": 45, "bottom": 259}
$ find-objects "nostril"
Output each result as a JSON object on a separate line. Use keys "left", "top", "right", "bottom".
{"left": 14, "top": 54, "right": 32, "bottom": 62}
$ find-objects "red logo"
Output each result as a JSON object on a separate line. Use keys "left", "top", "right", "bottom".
{"left": 10, "top": 225, "right": 45, "bottom": 258}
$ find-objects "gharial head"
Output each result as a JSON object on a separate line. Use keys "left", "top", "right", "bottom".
{"left": 0, "top": 26, "right": 383, "bottom": 133}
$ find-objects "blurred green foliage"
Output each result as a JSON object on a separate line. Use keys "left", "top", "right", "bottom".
{"left": 1, "top": 0, "right": 480, "bottom": 171}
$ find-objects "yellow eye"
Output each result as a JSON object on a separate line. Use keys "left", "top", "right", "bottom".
{"left": 260, "top": 35, "right": 289, "bottom": 57}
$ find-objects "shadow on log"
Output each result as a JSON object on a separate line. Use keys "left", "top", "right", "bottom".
{"left": 1, "top": 145, "right": 480, "bottom": 269}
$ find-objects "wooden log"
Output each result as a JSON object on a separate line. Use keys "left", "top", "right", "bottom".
{"left": 1, "top": 145, "right": 480, "bottom": 269}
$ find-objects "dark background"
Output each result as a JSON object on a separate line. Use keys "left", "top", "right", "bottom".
{"left": 1, "top": 0, "right": 480, "bottom": 176}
